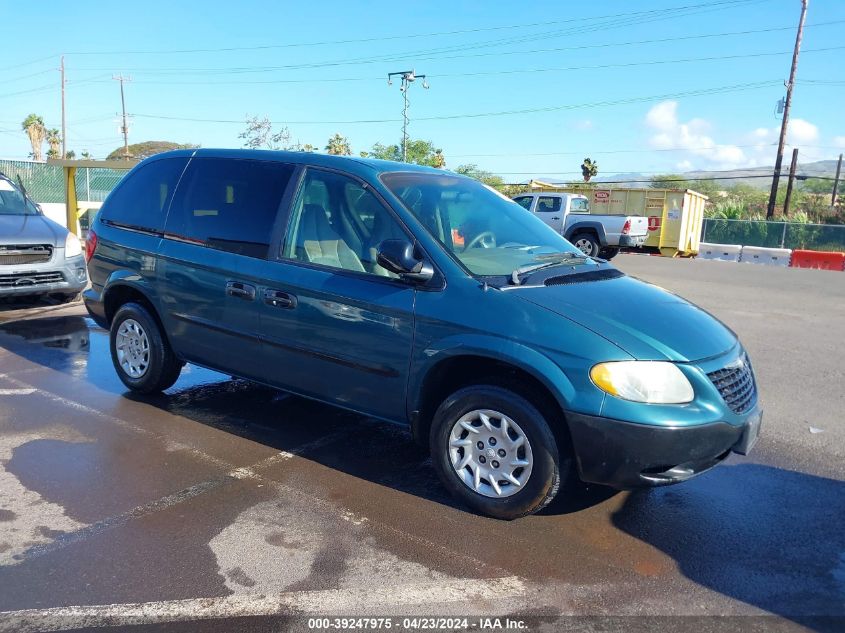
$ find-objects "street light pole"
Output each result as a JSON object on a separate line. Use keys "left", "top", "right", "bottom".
{"left": 387, "top": 70, "right": 429, "bottom": 162}
{"left": 766, "top": 0, "right": 809, "bottom": 219}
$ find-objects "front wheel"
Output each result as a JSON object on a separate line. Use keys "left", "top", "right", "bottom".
{"left": 570, "top": 232, "right": 601, "bottom": 257}
{"left": 430, "top": 385, "right": 564, "bottom": 519}
{"left": 110, "top": 302, "right": 183, "bottom": 393}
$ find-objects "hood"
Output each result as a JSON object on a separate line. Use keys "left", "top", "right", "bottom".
{"left": 516, "top": 274, "right": 737, "bottom": 362}
{"left": 0, "top": 214, "right": 62, "bottom": 245}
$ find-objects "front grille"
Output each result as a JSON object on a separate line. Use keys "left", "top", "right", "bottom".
{"left": 0, "top": 244, "right": 52, "bottom": 265}
{"left": 0, "top": 271, "right": 65, "bottom": 288}
{"left": 707, "top": 354, "right": 757, "bottom": 414}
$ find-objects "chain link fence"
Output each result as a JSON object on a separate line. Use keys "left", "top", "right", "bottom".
{"left": 701, "top": 218, "right": 845, "bottom": 253}
{"left": 0, "top": 159, "right": 124, "bottom": 204}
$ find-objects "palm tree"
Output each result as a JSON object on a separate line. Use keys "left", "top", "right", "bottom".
{"left": 46, "top": 129, "right": 62, "bottom": 159}
{"left": 21, "top": 114, "right": 46, "bottom": 161}
{"left": 581, "top": 158, "right": 598, "bottom": 183}
{"left": 325, "top": 133, "right": 351, "bottom": 156}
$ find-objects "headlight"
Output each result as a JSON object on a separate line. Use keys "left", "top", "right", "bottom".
{"left": 65, "top": 232, "right": 82, "bottom": 258}
{"left": 590, "top": 361, "right": 694, "bottom": 404}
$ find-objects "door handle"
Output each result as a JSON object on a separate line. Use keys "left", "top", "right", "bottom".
{"left": 551, "top": 216, "right": 560, "bottom": 220}
{"left": 226, "top": 281, "right": 256, "bottom": 301}
{"left": 264, "top": 289, "right": 297, "bottom": 309}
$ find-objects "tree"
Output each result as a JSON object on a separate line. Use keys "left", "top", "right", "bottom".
{"left": 581, "top": 157, "right": 598, "bottom": 183}
{"left": 238, "top": 115, "right": 298, "bottom": 150}
{"left": 107, "top": 141, "right": 198, "bottom": 160}
{"left": 21, "top": 114, "right": 46, "bottom": 161}
{"left": 80, "top": 151, "right": 92, "bottom": 159}
{"left": 65, "top": 150, "right": 76, "bottom": 159}
{"left": 325, "top": 133, "right": 351, "bottom": 156}
{"left": 300, "top": 144, "right": 318, "bottom": 153}
{"left": 650, "top": 174, "right": 692, "bottom": 189}
{"left": 46, "top": 129, "right": 62, "bottom": 159}
{"left": 366, "top": 139, "right": 445, "bottom": 167}
{"left": 454, "top": 164, "right": 504, "bottom": 187}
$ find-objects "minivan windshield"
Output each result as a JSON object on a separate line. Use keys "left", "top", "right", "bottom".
{"left": 381, "top": 172, "right": 590, "bottom": 277}
{"left": 0, "top": 179, "right": 40, "bottom": 215}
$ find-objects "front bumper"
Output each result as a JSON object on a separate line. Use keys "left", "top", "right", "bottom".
{"left": 619, "top": 234, "right": 647, "bottom": 247}
{"left": 0, "top": 254, "right": 88, "bottom": 297}
{"left": 566, "top": 406, "right": 762, "bottom": 489}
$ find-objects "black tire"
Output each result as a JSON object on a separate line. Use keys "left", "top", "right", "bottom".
{"left": 570, "top": 232, "right": 602, "bottom": 258}
{"left": 51, "top": 292, "right": 79, "bottom": 304}
{"left": 599, "top": 247, "right": 620, "bottom": 260}
{"left": 429, "top": 385, "right": 564, "bottom": 520}
{"left": 110, "top": 302, "right": 182, "bottom": 393}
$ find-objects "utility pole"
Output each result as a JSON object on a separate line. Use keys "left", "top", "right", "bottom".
{"left": 113, "top": 75, "right": 132, "bottom": 160}
{"left": 387, "top": 70, "right": 429, "bottom": 162}
{"left": 60, "top": 56, "right": 66, "bottom": 159}
{"left": 783, "top": 148, "right": 799, "bottom": 216}
{"left": 767, "top": 0, "right": 809, "bottom": 219}
{"left": 832, "top": 153, "right": 842, "bottom": 207}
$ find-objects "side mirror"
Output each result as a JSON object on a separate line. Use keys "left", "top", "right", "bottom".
{"left": 376, "top": 239, "right": 434, "bottom": 283}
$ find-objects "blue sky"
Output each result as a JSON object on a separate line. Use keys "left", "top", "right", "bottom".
{"left": 1, "top": 0, "right": 843, "bottom": 180}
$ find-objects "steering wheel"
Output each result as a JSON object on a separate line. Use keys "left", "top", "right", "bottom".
{"left": 463, "top": 231, "right": 496, "bottom": 251}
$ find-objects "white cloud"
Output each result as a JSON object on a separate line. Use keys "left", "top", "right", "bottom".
{"left": 833, "top": 136, "right": 845, "bottom": 149}
{"left": 786, "top": 118, "right": 818, "bottom": 144}
{"left": 574, "top": 119, "right": 594, "bottom": 131}
{"left": 644, "top": 100, "right": 746, "bottom": 169}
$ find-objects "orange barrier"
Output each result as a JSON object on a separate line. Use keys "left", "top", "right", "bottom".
{"left": 790, "top": 250, "right": 845, "bottom": 271}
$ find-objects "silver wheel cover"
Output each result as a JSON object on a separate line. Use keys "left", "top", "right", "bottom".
{"left": 448, "top": 409, "right": 534, "bottom": 499}
{"left": 574, "top": 238, "right": 594, "bottom": 255}
{"left": 115, "top": 318, "right": 150, "bottom": 379}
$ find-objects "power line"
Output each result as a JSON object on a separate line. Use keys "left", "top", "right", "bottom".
{"left": 74, "top": 44, "right": 845, "bottom": 87}
{"left": 130, "top": 80, "right": 780, "bottom": 126}
{"left": 56, "top": 0, "right": 759, "bottom": 58}
{"left": 65, "top": 2, "right": 772, "bottom": 76}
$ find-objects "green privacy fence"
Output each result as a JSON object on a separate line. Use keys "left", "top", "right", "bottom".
{"left": 701, "top": 218, "right": 845, "bottom": 253}
{"left": 0, "top": 159, "right": 124, "bottom": 204}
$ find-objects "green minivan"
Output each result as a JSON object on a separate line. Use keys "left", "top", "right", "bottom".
{"left": 84, "top": 149, "right": 762, "bottom": 519}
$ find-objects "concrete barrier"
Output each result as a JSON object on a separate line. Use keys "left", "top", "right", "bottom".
{"left": 790, "top": 250, "right": 845, "bottom": 271}
{"left": 739, "top": 246, "right": 792, "bottom": 267}
{"left": 697, "top": 243, "right": 742, "bottom": 262}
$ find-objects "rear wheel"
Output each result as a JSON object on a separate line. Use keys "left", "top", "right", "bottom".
{"left": 571, "top": 232, "right": 601, "bottom": 257}
{"left": 110, "top": 302, "right": 182, "bottom": 393}
{"left": 599, "top": 247, "right": 620, "bottom": 260}
{"left": 430, "top": 385, "right": 563, "bottom": 519}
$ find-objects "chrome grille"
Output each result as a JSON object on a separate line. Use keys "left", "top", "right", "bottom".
{"left": 707, "top": 354, "right": 757, "bottom": 414}
{"left": 0, "top": 271, "right": 65, "bottom": 288}
{"left": 0, "top": 244, "right": 52, "bottom": 265}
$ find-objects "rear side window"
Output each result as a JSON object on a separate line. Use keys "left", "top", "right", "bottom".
{"left": 100, "top": 157, "right": 188, "bottom": 232}
{"left": 165, "top": 158, "right": 294, "bottom": 259}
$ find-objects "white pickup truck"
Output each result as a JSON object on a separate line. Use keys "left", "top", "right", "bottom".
{"left": 513, "top": 192, "right": 648, "bottom": 259}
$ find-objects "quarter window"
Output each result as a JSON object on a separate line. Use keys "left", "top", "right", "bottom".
{"left": 165, "top": 158, "right": 294, "bottom": 259}
{"left": 100, "top": 158, "right": 188, "bottom": 232}
{"left": 283, "top": 169, "right": 407, "bottom": 276}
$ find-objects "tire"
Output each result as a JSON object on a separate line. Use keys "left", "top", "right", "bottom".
{"left": 599, "top": 247, "right": 620, "bottom": 260}
{"left": 51, "top": 292, "right": 79, "bottom": 304}
{"left": 109, "top": 302, "right": 182, "bottom": 393}
{"left": 570, "top": 232, "right": 601, "bottom": 257}
{"left": 429, "top": 385, "right": 564, "bottom": 520}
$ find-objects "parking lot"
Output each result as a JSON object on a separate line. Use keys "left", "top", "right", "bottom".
{"left": 0, "top": 255, "right": 843, "bottom": 632}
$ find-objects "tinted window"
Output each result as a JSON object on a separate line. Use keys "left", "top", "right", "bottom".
{"left": 536, "top": 196, "right": 562, "bottom": 213}
{"left": 100, "top": 158, "right": 188, "bottom": 232}
{"left": 513, "top": 196, "right": 533, "bottom": 210}
{"left": 166, "top": 158, "right": 294, "bottom": 259}
{"left": 283, "top": 169, "right": 407, "bottom": 276}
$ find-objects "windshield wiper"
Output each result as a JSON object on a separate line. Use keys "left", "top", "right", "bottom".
{"left": 510, "top": 252, "right": 589, "bottom": 285}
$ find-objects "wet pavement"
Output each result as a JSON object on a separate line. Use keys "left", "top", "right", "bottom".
{"left": 0, "top": 257, "right": 843, "bottom": 632}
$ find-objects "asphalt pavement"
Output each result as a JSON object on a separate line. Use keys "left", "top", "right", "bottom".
{"left": 0, "top": 257, "right": 842, "bottom": 633}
